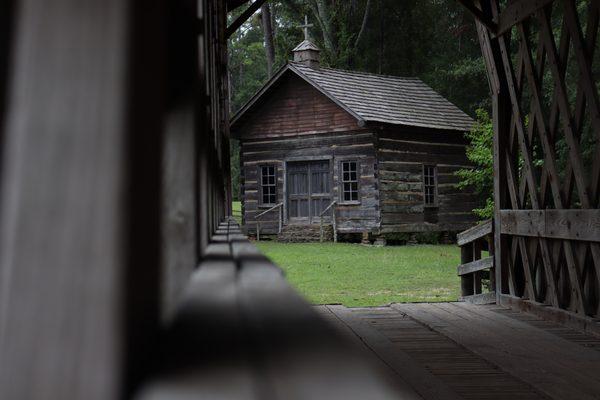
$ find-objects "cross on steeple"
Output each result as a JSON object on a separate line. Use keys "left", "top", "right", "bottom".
{"left": 299, "top": 15, "right": 313, "bottom": 41}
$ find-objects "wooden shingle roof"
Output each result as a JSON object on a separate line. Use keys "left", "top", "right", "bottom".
{"left": 231, "top": 62, "right": 474, "bottom": 132}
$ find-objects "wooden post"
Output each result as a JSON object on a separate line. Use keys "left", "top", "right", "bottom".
{"left": 488, "top": 233, "right": 496, "bottom": 293}
{"left": 257, "top": 221, "right": 260, "bottom": 241}
{"left": 0, "top": 0, "right": 168, "bottom": 396}
{"left": 476, "top": 0, "right": 511, "bottom": 303}
{"left": 320, "top": 216, "right": 324, "bottom": 242}
{"left": 332, "top": 207, "right": 338, "bottom": 243}
{"left": 461, "top": 244, "right": 475, "bottom": 297}
{"left": 278, "top": 205, "right": 282, "bottom": 234}
{"left": 473, "top": 240, "right": 483, "bottom": 295}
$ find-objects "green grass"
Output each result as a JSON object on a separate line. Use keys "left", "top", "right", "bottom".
{"left": 232, "top": 201, "right": 242, "bottom": 224}
{"left": 255, "top": 242, "right": 461, "bottom": 307}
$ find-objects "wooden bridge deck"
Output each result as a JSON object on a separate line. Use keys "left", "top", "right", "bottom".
{"left": 317, "top": 303, "right": 600, "bottom": 400}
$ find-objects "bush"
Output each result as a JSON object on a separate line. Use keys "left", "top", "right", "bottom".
{"left": 456, "top": 109, "right": 494, "bottom": 219}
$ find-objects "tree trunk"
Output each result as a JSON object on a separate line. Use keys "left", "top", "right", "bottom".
{"left": 310, "top": 0, "right": 337, "bottom": 59}
{"left": 378, "top": 0, "right": 384, "bottom": 74}
{"left": 261, "top": 3, "right": 275, "bottom": 76}
{"left": 354, "top": 0, "right": 372, "bottom": 49}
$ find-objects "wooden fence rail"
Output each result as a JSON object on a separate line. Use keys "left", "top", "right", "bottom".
{"left": 457, "top": 219, "right": 496, "bottom": 304}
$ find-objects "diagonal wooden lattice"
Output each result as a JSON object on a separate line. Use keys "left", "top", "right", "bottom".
{"left": 470, "top": 0, "right": 600, "bottom": 318}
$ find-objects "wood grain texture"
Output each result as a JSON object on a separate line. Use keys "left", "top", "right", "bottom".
{"left": 234, "top": 73, "right": 360, "bottom": 139}
{"left": 394, "top": 302, "right": 600, "bottom": 400}
{"left": 500, "top": 209, "right": 600, "bottom": 242}
{"left": 139, "top": 220, "right": 404, "bottom": 400}
{"left": 0, "top": 0, "right": 132, "bottom": 397}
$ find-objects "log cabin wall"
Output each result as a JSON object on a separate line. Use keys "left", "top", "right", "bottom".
{"left": 240, "top": 131, "right": 379, "bottom": 234}
{"left": 377, "top": 125, "right": 480, "bottom": 234}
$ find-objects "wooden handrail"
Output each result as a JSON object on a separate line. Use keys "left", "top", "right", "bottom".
{"left": 457, "top": 219, "right": 495, "bottom": 304}
{"left": 256, "top": 202, "right": 283, "bottom": 219}
{"left": 255, "top": 203, "right": 283, "bottom": 241}
{"left": 319, "top": 200, "right": 337, "bottom": 217}
{"left": 319, "top": 201, "right": 337, "bottom": 243}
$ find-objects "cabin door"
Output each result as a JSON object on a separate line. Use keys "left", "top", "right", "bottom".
{"left": 287, "top": 161, "right": 331, "bottom": 224}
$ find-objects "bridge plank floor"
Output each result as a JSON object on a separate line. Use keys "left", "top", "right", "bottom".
{"left": 318, "top": 303, "right": 600, "bottom": 400}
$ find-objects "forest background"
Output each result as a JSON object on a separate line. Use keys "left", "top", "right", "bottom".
{"left": 228, "top": 0, "right": 597, "bottom": 219}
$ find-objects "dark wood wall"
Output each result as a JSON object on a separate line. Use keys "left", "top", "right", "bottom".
{"left": 378, "top": 126, "right": 479, "bottom": 234}
{"left": 234, "top": 73, "right": 359, "bottom": 139}
{"left": 241, "top": 131, "right": 379, "bottom": 233}
{"left": 0, "top": 0, "right": 231, "bottom": 397}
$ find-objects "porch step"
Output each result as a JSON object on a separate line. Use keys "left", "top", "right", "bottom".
{"left": 277, "top": 224, "right": 333, "bottom": 243}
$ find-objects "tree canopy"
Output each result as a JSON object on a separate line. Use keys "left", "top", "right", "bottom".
{"left": 228, "top": 0, "right": 491, "bottom": 201}
{"left": 228, "top": 0, "right": 490, "bottom": 115}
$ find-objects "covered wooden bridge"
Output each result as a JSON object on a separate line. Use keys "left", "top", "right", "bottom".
{"left": 0, "top": 0, "right": 598, "bottom": 399}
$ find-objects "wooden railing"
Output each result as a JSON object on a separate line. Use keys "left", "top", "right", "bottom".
{"left": 457, "top": 219, "right": 495, "bottom": 304}
{"left": 319, "top": 200, "right": 337, "bottom": 243}
{"left": 138, "top": 218, "right": 401, "bottom": 399}
{"left": 255, "top": 202, "right": 283, "bottom": 241}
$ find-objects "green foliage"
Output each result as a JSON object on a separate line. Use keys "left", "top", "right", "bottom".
{"left": 456, "top": 109, "right": 494, "bottom": 219}
{"left": 227, "top": 0, "right": 489, "bottom": 115}
{"left": 256, "top": 242, "right": 461, "bottom": 306}
{"left": 228, "top": 1, "right": 492, "bottom": 198}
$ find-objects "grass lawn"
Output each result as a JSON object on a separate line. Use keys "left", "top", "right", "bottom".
{"left": 255, "top": 241, "right": 461, "bottom": 307}
{"left": 232, "top": 201, "right": 242, "bottom": 224}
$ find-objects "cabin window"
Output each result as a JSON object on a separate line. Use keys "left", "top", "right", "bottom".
{"left": 423, "top": 165, "right": 437, "bottom": 206}
{"left": 260, "top": 165, "right": 277, "bottom": 205}
{"left": 341, "top": 161, "right": 359, "bottom": 202}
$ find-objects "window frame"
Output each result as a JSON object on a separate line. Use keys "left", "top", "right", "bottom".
{"left": 339, "top": 160, "right": 360, "bottom": 204}
{"left": 259, "top": 164, "right": 277, "bottom": 207}
{"left": 422, "top": 164, "right": 438, "bottom": 207}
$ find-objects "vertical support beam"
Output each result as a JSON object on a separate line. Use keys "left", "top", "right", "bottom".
{"left": 161, "top": 0, "right": 200, "bottom": 320}
{"left": 333, "top": 207, "right": 338, "bottom": 243}
{"left": 473, "top": 241, "right": 483, "bottom": 294}
{"left": 461, "top": 244, "right": 475, "bottom": 296}
{"left": 0, "top": 0, "right": 14, "bottom": 187}
{"left": 477, "top": 0, "right": 511, "bottom": 302}
{"left": 0, "top": 0, "right": 166, "bottom": 397}
{"left": 488, "top": 232, "right": 496, "bottom": 292}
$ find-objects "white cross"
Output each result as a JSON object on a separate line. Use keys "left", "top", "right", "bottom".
{"left": 299, "top": 15, "right": 313, "bottom": 41}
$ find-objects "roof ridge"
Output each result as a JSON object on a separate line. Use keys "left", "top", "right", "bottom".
{"left": 290, "top": 61, "right": 421, "bottom": 81}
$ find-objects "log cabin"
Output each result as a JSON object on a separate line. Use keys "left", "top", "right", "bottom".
{"left": 2, "top": 0, "right": 600, "bottom": 398}
{"left": 231, "top": 38, "right": 479, "bottom": 242}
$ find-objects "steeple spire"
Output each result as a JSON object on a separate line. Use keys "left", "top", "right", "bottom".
{"left": 292, "top": 16, "right": 320, "bottom": 69}
{"left": 299, "top": 15, "right": 313, "bottom": 41}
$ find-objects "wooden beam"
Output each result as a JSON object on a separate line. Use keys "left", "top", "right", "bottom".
{"left": 498, "top": 294, "right": 600, "bottom": 338}
{"left": 457, "top": 219, "right": 492, "bottom": 246}
{"left": 500, "top": 209, "right": 600, "bottom": 242}
{"left": 495, "top": 0, "right": 555, "bottom": 37}
{"left": 458, "top": 256, "right": 494, "bottom": 276}
{"left": 226, "top": 0, "right": 269, "bottom": 39}
{"left": 462, "top": 292, "right": 496, "bottom": 305}
{"left": 456, "top": 0, "right": 498, "bottom": 32}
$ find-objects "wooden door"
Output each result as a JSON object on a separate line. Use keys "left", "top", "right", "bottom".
{"left": 287, "top": 162, "right": 310, "bottom": 222}
{"left": 287, "top": 161, "right": 331, "bottom": 223}
{"left": 309, "top": 160, "right": 331, "bottom": 223}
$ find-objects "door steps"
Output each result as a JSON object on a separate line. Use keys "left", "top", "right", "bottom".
{"left": 277, "top": 224, "right": 333, "bottom": 243}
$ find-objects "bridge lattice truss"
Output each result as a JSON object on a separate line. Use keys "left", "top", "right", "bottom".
{"left": 470, "top": 0, "right": 600, "bottom": 318}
